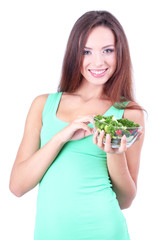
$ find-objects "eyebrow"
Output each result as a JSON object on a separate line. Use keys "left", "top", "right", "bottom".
{"left": 84, "top": 45, "right": 115, "bottom": 50}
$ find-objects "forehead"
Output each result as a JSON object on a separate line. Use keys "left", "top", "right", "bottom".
{"left": 85, "top": 26, "right": 115, "bottom": 47}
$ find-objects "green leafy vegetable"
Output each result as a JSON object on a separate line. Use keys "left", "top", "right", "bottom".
{"left": 94, "top": 115, "right": 140, "bottom": 139}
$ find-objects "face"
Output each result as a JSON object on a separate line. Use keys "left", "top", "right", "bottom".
{"left": 81, "top": 26, "right": 116, "bottom": 86}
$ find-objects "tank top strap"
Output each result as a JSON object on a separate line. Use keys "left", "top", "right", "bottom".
{"left": 42, "top": 92, "right": 63, "bottom": 121}
{"left": 105, "top": 101, "right": 130, "bottom": 119}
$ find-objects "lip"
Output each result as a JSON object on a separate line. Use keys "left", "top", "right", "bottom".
{"left": 89, "top": 68, "right": 108, "bottom": 78}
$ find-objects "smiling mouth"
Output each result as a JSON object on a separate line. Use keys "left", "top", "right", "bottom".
{"left": 89, "top": 69, "right": 108, "bottom": 77}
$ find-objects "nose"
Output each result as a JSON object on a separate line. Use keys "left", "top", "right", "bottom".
{"left": 92, "top": 52, "right": 104, "bottom": 67}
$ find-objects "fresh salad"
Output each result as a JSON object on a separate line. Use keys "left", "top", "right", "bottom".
{"left": 93, "top": 115, "right": 140, "bottom": 140}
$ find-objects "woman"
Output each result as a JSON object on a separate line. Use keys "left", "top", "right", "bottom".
{"left": 9, "top": 11, "right": 145, "bottom": 240}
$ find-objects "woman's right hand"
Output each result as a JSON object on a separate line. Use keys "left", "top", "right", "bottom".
{"left": 60, "top": 115, "right": 94, "bottom": 143}
{"left": 9, "top": 95, "right": 94, "bottom": 197}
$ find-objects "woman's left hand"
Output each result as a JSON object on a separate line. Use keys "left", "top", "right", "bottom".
{"left": 93, "top": 130, "right": 127, "bottom": 154}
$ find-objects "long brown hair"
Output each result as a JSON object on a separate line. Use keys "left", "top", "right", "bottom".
{"left": 58, "top": 11, "right": 135, "bottom": 105}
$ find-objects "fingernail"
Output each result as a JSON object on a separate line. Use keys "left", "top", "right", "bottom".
{"left": 106, "top": 134, "right": 110, "bottom": 139}
{"left": 122, "top": 135, "right": 127, "bottom": 141}
{"left": 100, "top": 130, "right": 104, "bottom": 134}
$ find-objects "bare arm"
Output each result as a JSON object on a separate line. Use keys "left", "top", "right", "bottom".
{"left": 9, "top": 95, "right": 93, "bottom": 197}
{"left": 93, "top": 104, "right": 145, "bottom": 209}
{"left": 9, "top": 94, "right": 58, "bottom": 197}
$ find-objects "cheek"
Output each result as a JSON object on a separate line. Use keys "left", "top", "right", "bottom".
{"left": 109, "top": 55, "right": 117, "bottom": 71}
{"left": 81, "top": 59, "right": 89, "bottom": 74}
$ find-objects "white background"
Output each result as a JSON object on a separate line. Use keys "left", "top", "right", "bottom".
{"left": 0, "top": 0, "right": 160, "bottom": 239}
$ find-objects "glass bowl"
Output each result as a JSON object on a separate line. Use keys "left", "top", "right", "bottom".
{"left": 93, "top": 116, "right": 142, "bottom": 148}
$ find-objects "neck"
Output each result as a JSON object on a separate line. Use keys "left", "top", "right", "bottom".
{"left": 73, "top": 80, "right": 107, "bottom": 101}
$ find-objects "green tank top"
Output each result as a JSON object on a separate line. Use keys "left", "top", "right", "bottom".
{"left": 34, "top": 92, "right": 130, "bottom": 240}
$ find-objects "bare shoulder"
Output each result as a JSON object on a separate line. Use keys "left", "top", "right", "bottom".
{"left": 28, "top": 94, "right": 49, "bottom": 116}
{"left": 25, "top": 94, "right": 49, "bottom": 129}
{"left": 123, "top": 102, "right": 145, "bottom": 128}
{"left": 31, "top": 94, "right": 49, "bottom": 109}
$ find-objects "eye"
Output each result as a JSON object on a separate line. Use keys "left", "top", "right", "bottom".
{"left": 83, "top": 50, "right": 91, "bottom": 55}
{"left": 103, "top": 48, "right": 114, "bottom": 54}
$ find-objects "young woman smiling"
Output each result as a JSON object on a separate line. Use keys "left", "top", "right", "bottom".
{"left": 9, "top": 11, "right": 145, "bottom": 240}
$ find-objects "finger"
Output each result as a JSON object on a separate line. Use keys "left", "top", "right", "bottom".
{"left": 97, "top": 130, "right": 105, "bottom": 149}
{"left": 104, "top": 134, "right": 113, "bottom": 152}
{"left": 84, "top": 127, "right": 95, "bottom": 137}
{"left": 136, "top": 131, "right": 143, "bottom": 141}
{"left": 71, "top": 122, "right": 91, "bottom": 135}
{"left": 93, "top": 130, "right": 98, "bottom": 144}
{"left": 118, "top": 135, "right": 127, "bottom": 152}
{"left": 75, "top": 115, "right": 93, "bottom": 123}
{"left": 80, "top": 123, "right": 93, "bottom": 134}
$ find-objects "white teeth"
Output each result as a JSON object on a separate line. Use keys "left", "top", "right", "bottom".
{"left": 90, "top": 70, "right": 106, "bottom": 74}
